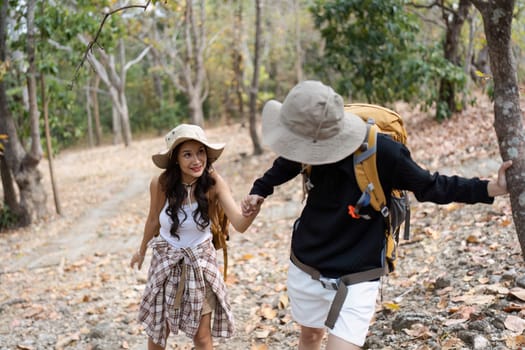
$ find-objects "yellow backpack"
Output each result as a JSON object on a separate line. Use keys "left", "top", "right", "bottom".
{"left": 302, "top": 103, "right": 410, "bottom": 273}
{"left": 209, "top": 197, "right": 230, "bottom": 280}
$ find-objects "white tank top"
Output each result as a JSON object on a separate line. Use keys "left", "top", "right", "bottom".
{"left": 159, "top": 200, "right": 212, "bottom": 248}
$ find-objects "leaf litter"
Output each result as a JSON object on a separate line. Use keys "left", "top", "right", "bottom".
{"left": 0, "top": 93, "right": 524, "bottom": 349}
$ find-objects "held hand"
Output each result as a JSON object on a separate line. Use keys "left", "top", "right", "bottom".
{"left": 130, "top": 251, "right": 145, "bottom": 270}
{"left": 487, "top": 160, "right": 513, "bottom": 197}
{"left": 241, "top": 194, "right": 264, "bottom": 216}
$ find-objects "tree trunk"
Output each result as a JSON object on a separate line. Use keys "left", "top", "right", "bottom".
{"left": 293, "top": 0, "right": 303, "bottom": 83}
{"left": 146, "top": 46, "right": 164, "bottom": 106}
{"left": 92, "top": 74, "right": 102, "bottom": 145}
{"left": 249, "top": 0, "right": 263, "bottom": 155}
{"left": 156, "top": 0, "right": 209, "bottom": 127}
{"left": 22, "top": 0, "right": 47, "bottom": 222}
{"left": 464, "top": 13, "right": 476, "bottom": 90}
{"left": 79, "top": 35, "right": 149, "bottom": 147}
{"left": 186, "top": 0, "right": 207, "bottom": 126}
{"left": 0, "top": 0, "right": 47, "bottom": 226}
{"left": 112, "top": 104, "right": 122, "bottom": 145}
{"left": 26, "top": 1, "right": 42, "bottom": 159}
{"left": 470, "top": 0, "right": 525, "bottom": 257}
{"left": 0, "top": 1, "right": 21, "bottom": 218}
{"left": 232, "top": 0, "right": 245, "bottom": 126}
{"left": 0, "top": 156, "right": 19, "bottom": 213}
{"left": 188, "top": 90, "right": 205, "bottom": 126}
{"left": 0, "top": 1, "right": 18, "bottom": 214}
{"left": 86, "top": 80, "right": 94, "bottom": 147}
{"left": 41, "top": 75, "right": 61, "bottom": 215}
{"left": 118, "top": 39, "right": 132, "bottom": 146}
{"left": 118, "top": 88, "right": 132, "bottom": 146}
{"left": 437, "top": 0, "right": 471, "bottom": 119}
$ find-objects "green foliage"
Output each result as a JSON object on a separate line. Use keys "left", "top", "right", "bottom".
{"left": 3, "top": 0, "right": 522, "bottom": 155}
{"left": 45, "top": 78, "right": 85, "bottom": 151}
{"left": 310, "top": 0, "right": 468, "bottom": 114}
{"left": 311, "top": 0, "right": 422, "bottom": 103}
{"left": 0, "top": 205, "right": 19, "bottom": 231}
{"left": 1, "top": 0, "right": 123, "bottom": 153}
{"left": 403, "top": 43, "right": 467, "bottom": 118}
{"left": 126, "top": 62, "right": 188, "bottom": 134}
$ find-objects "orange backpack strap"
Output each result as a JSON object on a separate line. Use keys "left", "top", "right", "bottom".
{"left": 352, "top": 123, "right": 388, "bottom": 216}
{"left": 208, "top": 193, "right": 230, "bottom": 280}
{"left": 352, "top": 123, "right": 397, "bottom": 272}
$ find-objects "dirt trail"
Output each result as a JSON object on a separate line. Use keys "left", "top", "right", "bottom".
{"left": 0, "top": 125, "right": 308, "bottom": 350}
{"left": 0, "top": 113, "right": 521, "bottom": 350}
{"left": 5, "top": 170, "right": 153, "bottom": 272}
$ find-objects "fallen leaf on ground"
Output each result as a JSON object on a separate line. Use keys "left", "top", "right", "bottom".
{"left": 505, "top": 315, "right": 525, "bottom": 333}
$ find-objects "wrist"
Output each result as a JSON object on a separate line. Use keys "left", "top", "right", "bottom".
{"left": 487, "top": 181, "right": 505, "bottom": 197}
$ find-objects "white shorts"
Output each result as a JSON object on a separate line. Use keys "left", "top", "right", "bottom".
{"left": 286, "top": 261, "right": 380, "bottom": 347}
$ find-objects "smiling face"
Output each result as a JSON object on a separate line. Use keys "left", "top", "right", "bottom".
{"left": 176, "top": 140, "right": 208, "bottom": 184}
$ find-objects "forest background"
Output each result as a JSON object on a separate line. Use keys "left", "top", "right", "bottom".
{"left": 0, "top": 0, "right": 524, "bottom": 229}
{"left": 1, "top": 1, "right": 525, "bottom": 349}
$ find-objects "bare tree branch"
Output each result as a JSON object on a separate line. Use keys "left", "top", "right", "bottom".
{"left": 407, "top": 1, "right": 456, "bottom": 15}
{"left": 71, "top": 0, "right": 152, "bottom": 87}
{"left": 123, "top": 45, "right": 151, "bottom": 72}
{"left": 47, "top": 39, "right": 73, "bottom": 53}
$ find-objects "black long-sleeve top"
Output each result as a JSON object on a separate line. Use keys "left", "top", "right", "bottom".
{"left": 249, "top": 134, "right": 494, "bottom": 278}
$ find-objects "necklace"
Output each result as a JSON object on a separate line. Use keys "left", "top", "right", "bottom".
{"left": 182, "top": 178, "right": 198, "bottom": 188}
{"left": 182, "top": 178, "right": 198, "bottom": 206}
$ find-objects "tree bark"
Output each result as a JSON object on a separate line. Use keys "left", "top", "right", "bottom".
{"left": 79, "top": 35, "right": 150, "bottom": 146}
{"left": 86, "top": 79, "right": 94, "bottom": 147}
{"left": 232, "top": 0, "right": 245, "bottom": 126}
{"left": 0, "top": 1, "right": 21, "bottom": 219}
{"left": 0, "top": 156, "right": 18, "bottom": 212}
{"left": 184, "top": 0, "right": 206, "bottom": 126}
{"left": 293, "top": 0, "right": 303, "bottom": 83}
{"left": 249, "top": 0, "right": 263, "bottom": 155}
{"left": 0, "top": 0, "right": 47, "bottom": 226}
{"left": 41, "top": 75, "right": 61, "bottom": 215}
{"left": 437, "top": 0, "right": 471, "bottom": 118}
{"left": 117, "top": 39, "right": 132, "bottom": 145}
{"left": 91, "top": 74, "right": 102, "bottom": 145}
{"left": 112, "top": 104, "right": 122, "bottom": 145}
{"left": 26, "top": 0, "right": 42, "bottom": 159}
{"left": 470, "top": 0, "right": 525, "bottom": 257}
{"left": 21, "top": 0, "right": 47, "bottom": 223}
{"left": 154, "top": 0, "right": 208, "bottom": 126}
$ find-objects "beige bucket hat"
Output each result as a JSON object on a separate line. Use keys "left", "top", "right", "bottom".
{"left": 261, "top": 80, "right": 367, "bottom": 165}
{"left": 152, "top": 124, "right": 225, "bottom": 169}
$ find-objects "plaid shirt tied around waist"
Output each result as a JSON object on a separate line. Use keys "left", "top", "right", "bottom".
{"left": 139, "top": 236, "right": 234, "bottom": 347}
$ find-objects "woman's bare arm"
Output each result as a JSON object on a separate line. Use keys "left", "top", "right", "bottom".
{"left": 130, "top": 176, "right": 165, "bottom": 270}
{"left": 212, "top": 171, "right": 259, "bottom": 233}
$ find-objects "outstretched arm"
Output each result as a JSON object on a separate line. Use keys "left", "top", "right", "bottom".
{"left": 212, "top": 171, "right": 259, "bottom": 233}
{"left": 130, "top": 176, "right": 165, "bottom": 270}
{"left": 241, "top": 157, "right": 302, "bottom": 216}
{"left": 487, "top": 160, "right": 512, "bottom": 197}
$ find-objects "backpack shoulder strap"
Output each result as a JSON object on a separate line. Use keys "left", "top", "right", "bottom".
{"left": 353, "top": 123, "right": 387, "bottom": 214}
{"left": 208, "top": 191, "right": 229, "bottom": 280}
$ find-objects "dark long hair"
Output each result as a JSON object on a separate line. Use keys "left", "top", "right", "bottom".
{"left": 158, "top": 143, "right": 216, "bottom": 239}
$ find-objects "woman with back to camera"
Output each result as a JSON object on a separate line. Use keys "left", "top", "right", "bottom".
{"left": 130, "top": 124, "right": 258, "bottom": 350}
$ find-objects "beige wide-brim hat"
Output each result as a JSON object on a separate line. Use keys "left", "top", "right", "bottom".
{"left": 152, "top": 124, "right": 225, "bottom": 169}
{"left": 262, "top": 80, "right": 367, "bottom": 165}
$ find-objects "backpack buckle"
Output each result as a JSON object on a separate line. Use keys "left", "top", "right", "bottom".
{"left": 319, "top": 276, "right": 340, "bottom": 290}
